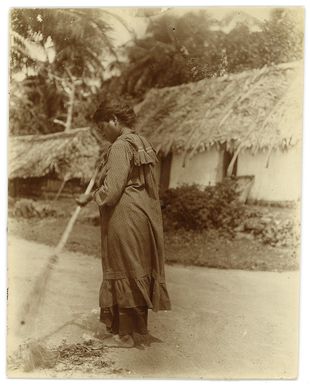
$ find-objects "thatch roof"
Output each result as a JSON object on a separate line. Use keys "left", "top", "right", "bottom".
{"left": 9, "top": 128, "right": 107, "bottom": 181}
{"left": 136, "top": 61, "right": 303, "bottom": 156}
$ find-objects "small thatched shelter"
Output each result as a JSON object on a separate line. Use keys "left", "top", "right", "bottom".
{"left": 9, "top": 127, "right": 106, "bottom": 198}
{"left": 136, "top": 61, "right": 303, "bottom": 202}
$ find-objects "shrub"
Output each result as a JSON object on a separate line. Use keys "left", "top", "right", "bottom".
{"left": 12, "top": 199, "right": 58, "bottom": 218}
{"left": 260, "top": 219, "right": 298, "bottom": 248}
{"left": 161, "top": 179, "right": 245, "bottom": 232}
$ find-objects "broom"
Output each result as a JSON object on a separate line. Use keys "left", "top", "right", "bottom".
{"left": 16, "top": 165, "right": 101, "bottom": 370}
{"left": 19, "top": 165, "right": 101, "bottom": 328}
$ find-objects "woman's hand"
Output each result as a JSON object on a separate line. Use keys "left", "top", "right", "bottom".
{"left": 75, "top": 193, "right": 92, "bottom": 207}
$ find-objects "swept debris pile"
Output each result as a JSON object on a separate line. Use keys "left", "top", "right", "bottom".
{"left": 8, "top": 338, "right": 116, "bottom": 373}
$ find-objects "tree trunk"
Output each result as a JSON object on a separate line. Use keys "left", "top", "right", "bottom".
{"left": 53, "top": 178, "right": 67, "bottom": 201}
{"left": 65, "top": 82, "right": 75, "bottom": 132}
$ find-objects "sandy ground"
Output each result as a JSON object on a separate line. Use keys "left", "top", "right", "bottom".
{"left": 7, "top": 236, "right": 299, "bottom": 379}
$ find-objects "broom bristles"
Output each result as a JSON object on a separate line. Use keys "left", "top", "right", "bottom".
{"left": 21, "top": 340, "right": 58, "bottom": 371}
{"left": 20, "top": 253, "right": 59, "bottom": 327}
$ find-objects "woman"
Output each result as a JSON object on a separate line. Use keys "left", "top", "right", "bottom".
{"left": 77, "top": 101, "right": 171, "bottom": 348}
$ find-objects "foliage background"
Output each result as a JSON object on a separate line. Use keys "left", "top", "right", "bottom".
{"left": 9, "top": 8, "right": 303, "bottom": 135}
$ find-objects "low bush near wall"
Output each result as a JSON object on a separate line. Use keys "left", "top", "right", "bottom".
{"left": 161, "top": 179, "right": 245, "bottom": 232}
{"left": 12, "top": 199, "right": 59, "bottom": 219}
{"left": 160, "top": 181, "right": 298, "bottom": 249}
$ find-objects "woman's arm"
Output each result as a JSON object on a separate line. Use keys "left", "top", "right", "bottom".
{"left": 93, "top": 139, "right": 132, "bottom": 207}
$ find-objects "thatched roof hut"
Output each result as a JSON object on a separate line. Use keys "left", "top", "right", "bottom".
{"left": 9, "top": 127, "right": 106, "bottom": 182}
{"left": 136, "top": 61, "right": 303, "bottom": 157}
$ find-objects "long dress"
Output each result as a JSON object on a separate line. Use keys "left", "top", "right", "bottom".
{"left": 93, "top": 128, "right": 171, "bottom": 336}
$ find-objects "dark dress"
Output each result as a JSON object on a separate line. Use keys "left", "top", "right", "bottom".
{"left": 93, "top": 128, "right": 171, "bottom": 336}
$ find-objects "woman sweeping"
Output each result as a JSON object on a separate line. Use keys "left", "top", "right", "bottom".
{"left": 76, "top": 101, "right": 171, "bottom": 348}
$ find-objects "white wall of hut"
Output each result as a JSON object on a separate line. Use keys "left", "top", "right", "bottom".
{"left": 166, "top": 144, "right": 301, "bottom": 202}
{"left": 237, "top": 145, "right": 301, "bottom": 202}
{"left": 169, "top": 148, "right": 224, "bottom": 188}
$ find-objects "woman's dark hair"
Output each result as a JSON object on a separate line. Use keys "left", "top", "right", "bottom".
{"left": 93, "top": 100, "right": 136, "bottom": 126}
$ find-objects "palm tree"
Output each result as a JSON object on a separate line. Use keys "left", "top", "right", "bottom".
{"left": 11, "top": 9, "right": 114, "bottom": 75}
{"left": 113, "top": 11, "right": 224, "bottom": 98}
{"left": 113, "top": 8, "right": 303, "bottom": 99}
{"left": 10, "top": 8, "right": 118, "bottom": 134}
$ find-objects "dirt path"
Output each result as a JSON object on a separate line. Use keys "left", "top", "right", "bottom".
{"left": 7, "top": 237, "right": 299, "bottom": 379}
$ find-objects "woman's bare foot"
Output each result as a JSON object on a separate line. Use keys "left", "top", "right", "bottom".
{"left": 94, "top": 329, "right": 113, "bottom": 339}
{"left": 101, "top": 334, "right": 135, "bottom": 348}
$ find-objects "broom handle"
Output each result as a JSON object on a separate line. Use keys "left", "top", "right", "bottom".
{"left": 54, "top": 167, "right": 100, "bottom": 255}
{"left": 19, "top": 167, "right": 102, "bottom": 326}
